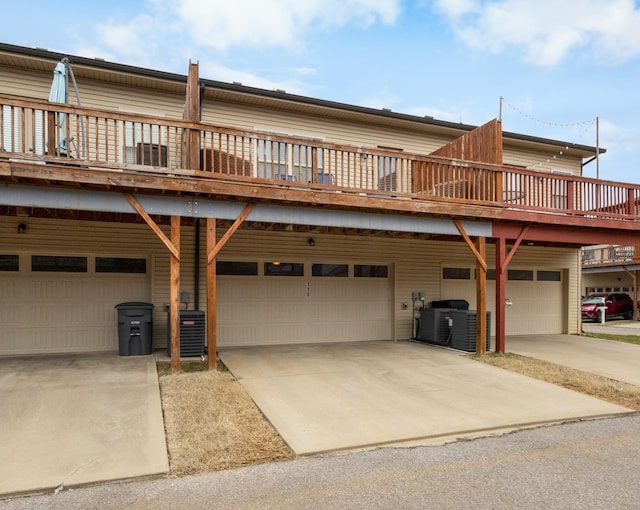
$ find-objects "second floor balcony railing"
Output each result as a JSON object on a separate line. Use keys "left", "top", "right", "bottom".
{"left": 582, "top": 245, "right": 640, "bottom": 266}
{"left": 2, "top": 94, "right": 640, "bottom": 224}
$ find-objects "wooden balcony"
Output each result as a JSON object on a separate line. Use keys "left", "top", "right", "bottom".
{"left": 2, "top": 94, "right": 640, "bottom": 230}
{"left": 582, "top": 245, "right": 640, "bottom": 268}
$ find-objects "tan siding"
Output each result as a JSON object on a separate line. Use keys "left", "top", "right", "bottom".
{"left": 582, "top": 272, "right": 635, "bottom": 295}
{"left": 214, "top": 231, "right": 580, "bottom": 340}
{"left": 2, "top": 216, "right": 581, "bottom": 351}
{"left": 204, "top": 100, "right": 446, "bottom": 156}
{"left": 439, "top": 245, "right": 580, "bottom": 335}
{"left": 503, "top": 146, "right": 582, "bottom": 175}
{"left": 0, "top": 217, "right": 199, "bottom": 351}
{"left": 3, "top": 65, "right": 585, "bottom": 175}
{"left": 0, "top": 66, "right": 52, "bottom": 100}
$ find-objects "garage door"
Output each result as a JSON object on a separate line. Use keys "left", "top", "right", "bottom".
{"left": 217, "top": 261, "right": 393, "bottom": 347}
{"left": 0, "top": 254, "right": 150, "bottom": 355}
{"left": 441, "top": 267, "right": 565, "bottom": 335}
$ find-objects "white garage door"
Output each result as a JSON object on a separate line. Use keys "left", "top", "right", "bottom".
{"left": 441, "top": 267, "right": 564, "bottom": 336}
{"left": 0, "top": 254, "right": 150, "bottom": 355}
{"left": 217, "top": 261, "right": 393, "bottom": 347}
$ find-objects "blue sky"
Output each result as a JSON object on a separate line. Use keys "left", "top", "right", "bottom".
{"left": 5, "top": 0, "right": 640, "bottom": 182}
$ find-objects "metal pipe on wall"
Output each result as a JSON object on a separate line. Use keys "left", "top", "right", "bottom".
{"left": 194, "top": 218, "right": 200, "bottom": 310}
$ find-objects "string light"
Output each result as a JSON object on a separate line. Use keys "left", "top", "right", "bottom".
{"left": 501, "top": 98, "right": 597, "bottom": 170}
{"left": 504, "top": 100, "right": 596, "bottom": 129}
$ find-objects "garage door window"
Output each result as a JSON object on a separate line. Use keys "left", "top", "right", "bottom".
{"left": 354, "top": 264, "right": 388, "bottom": 278}
{"left": 442, "top": 267, "right": 470, "bottom": 280}
{"left": 264, "top": 262, "right": 304, "bottom": 276}
{"left": 32, "top": 255, "right": 87, "bottom": 272}
{"left": 0, "top": 254, "right": 19, "bottom": 271}
{"left": 312, "top": 263, "right": 348, "bottom": 277}
{"left": 508, "top": 269, "right": 533, "bottom": 281}
{"left": 537, "top": 270, "right": 561, "bottom": 282}
{"left": 217, "top": 261, "right": 258, "bottom": 276}
{"left": 96, "top": 257, "right": 147, "bottom": 274}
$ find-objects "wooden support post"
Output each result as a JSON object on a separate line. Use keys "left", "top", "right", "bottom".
{"left": 453, "top": 220, "right": 488, "bottom": 354}
{"left": 493, "top": 225, "right": 529, "bottom": 354}
{"left": 476, "top": 237, "right": 487, "bottom": 354}
{"left": 495, "top": 236, "right": 507, "bottom": 353}
{"left": 622, "top": 267, "right": 638, "bottom": 322}
{"left": 182, "top": 61, "right": 201, "bottom": 171}
{"left": 170, "top": 216, "right": 181, "bottom": 373}
{"left": 206, "top": 217, "right": 217, "bottom": 371}
{"left": 633, "top": 269, "right": 638, "bottom": 321}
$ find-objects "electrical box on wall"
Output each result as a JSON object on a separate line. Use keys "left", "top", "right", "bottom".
{"left": 411, "top": 291, "right": 426, "bottom": 301}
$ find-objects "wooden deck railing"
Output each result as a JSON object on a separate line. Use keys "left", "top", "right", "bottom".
{"left": 2, "top": 94, "right": 640, "bottom": 223}
{"left": 582, "top": 245, "right": 640, "bottom": 266}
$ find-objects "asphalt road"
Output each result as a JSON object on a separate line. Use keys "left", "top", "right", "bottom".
{"left": 2, "top": 414, "right": 640, "bottom": 509}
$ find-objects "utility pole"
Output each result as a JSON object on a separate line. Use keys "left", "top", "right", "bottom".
{"left": 596, "top": 116, "right": 600, "bottom": 179}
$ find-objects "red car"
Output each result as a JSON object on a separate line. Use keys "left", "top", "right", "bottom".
{"left": 581, "top": 293, "right": 633, "bottom": 321}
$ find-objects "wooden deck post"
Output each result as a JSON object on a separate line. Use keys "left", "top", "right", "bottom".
{"left": 206, "top": 217, "right": 217, "bottom": 371}
{"left": 182, "top": 61, "right": 200, "bottom": 170}
{"left": 476, "top": 237, "right": 487, "bottom": 354}
{"left": 454, "top": 220, "right": 488, "bottom": 354}
{"left": 495, "top": 236, "right": 506, "bottom": 354}
{"left": 170, "top": 216, "right": 181, "bottom": 373}
{"left": 633, "top": 269, "right": 639, "bottom": 321}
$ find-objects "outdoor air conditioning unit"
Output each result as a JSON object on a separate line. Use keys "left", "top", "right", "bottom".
{"left": 167, "top": 310, "right": 206, "bottom": 357}
{"left": 136, "top": 142, "right": 168, "bottom": 167}
{"left": 449, "top": 310, "right": 491, "bottom": 352}
{"left": 417, "top": 307, "right": 453, "bottom": 346}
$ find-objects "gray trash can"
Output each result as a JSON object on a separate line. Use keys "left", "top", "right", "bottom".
{"left": 115, "top": 302, "right": 154, "bottom": 356}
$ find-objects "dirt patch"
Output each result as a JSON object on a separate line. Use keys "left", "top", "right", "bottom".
{"left": 158, "top": 366, "right": 294, "bottom": 477}
{"left": 470, "top": 352, "right": 640, "bottom": 412}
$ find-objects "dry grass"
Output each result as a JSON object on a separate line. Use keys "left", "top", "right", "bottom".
{"left": 470, "top": 352, "right": 640, "bottom": 412}
{"left": 158, "top": 362, "right": 293, "bottom": 477}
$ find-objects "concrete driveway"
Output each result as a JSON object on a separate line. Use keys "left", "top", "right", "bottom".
{"left": 219, "top": 341, "right": 632, "bottom": 455}
{"left": 507, "top": 332, "right": 640, "bottom": 386}
{"left": 0, "top": 353, "right": 169, "bottom": 496}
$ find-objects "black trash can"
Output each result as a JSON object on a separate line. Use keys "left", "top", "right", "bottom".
{"left": 115, "top": 302, "right": 154, "bottom": 356}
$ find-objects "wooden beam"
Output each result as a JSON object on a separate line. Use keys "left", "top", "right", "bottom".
{"left": 207, "top": 203, "right": 255, "bottom": 263}
{"left": 170, "top": 215, "right": 181, "bottom": 373}
{"left": 9, "top": 162, "right": 505, "bottom": 220}
{"left": 493, "top": 221, "right": 640, "bottom": 244}
{"left": 503, "top": 225, "right": 530, "bottom": 269}
{"left": 182, "top": 61, "right": 201, "bottom": 171}
{"left": 206, "top": 217, "right": 217, "bottom": 371}
{"left": 455, "top": 220, "right": 488, "bottom": 354}
{"left": 636, "top": 271, "right": 639, "bottom": 323}
{"left": 476, "top": 236, "right": 487, "bottom": 354}
{"left": 124, "top": 193, "right": 180, "bottom": 260}
{"left": 622, "top": 267, "right": 638, "bottom": 322}
{"left": 454, "top": 219, "right": 487, "bottom": 271}
{"left": 495, "top": 237, "right": 506, "bottom": 353}
{"left": 493, "top": 225, "right": 529, "bottom": 354}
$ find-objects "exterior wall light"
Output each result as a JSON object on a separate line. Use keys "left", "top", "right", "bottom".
{"left": 17, "top": 223, "right": 27, "bottom": 234}
{"left": 307, "top": 238, "right": 315, "bottom": 246}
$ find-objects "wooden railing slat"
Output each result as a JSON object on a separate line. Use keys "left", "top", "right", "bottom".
{"left": 2, "top": 94, "right": 640, "bottom": 223}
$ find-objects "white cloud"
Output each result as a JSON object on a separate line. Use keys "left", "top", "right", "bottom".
{"left": 200, "top": 61, "right": 311, "bottom": 95}
{"left": 433, "top": 0, "right": 640, "bottom": 66}
{"left": 599, "top": 118, "right": 640, "bottom": 154}
{"left": 153, "top": 0, "right": 401, "bottom": 52}
{"left": 83, "top": 0, "right": 401, "bottom": 81}
{"left": 403, "top": 105, "right": 466, "bottom": 123}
